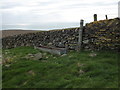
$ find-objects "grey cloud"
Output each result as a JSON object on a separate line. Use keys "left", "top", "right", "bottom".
{"left": 1, "top": 1, "right": 24, "bottom": 9}
{"left": 1, "top": 0, "right": 118, "bottom": 30}
{"left": 1, "top": 0, "right": 59, "bottom": 9}
{"left": 37, "top": 1, "right": 57, "bottom": 6}
{"left": 60, "top": 2, "right": 117, "bottom": 10}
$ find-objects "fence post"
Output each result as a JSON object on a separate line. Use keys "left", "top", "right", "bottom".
{"left": 77, "top": 19, "right": 84, "bottom": 52}
{"left": 94, "top": 14, "right": 97, "bottom": 21}
{"left": 105, "top": 15, "right": 108, "bottom": 19}
{"left": 65, "top": 44, "right": 68, "bottom": 53}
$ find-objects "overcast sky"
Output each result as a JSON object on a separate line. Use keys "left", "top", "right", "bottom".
{"left": 0, "top": 0, "right": 119, "bottom": 30}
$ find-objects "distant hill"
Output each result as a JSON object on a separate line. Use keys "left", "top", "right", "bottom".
{"left": 1, "top": 30, "right": 41, "bottom": 38}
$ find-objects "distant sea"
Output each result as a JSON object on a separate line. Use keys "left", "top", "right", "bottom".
{"left": 2, "top": 22, "right": 80, "bottom": 30}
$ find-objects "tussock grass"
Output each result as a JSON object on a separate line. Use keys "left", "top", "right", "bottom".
{"left": 2, "top": 46, "right": 119, "bottom": 88}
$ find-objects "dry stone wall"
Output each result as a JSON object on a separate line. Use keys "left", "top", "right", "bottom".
{"left": 2, "top": 18, "right": 120, "bottom": 51}
{"left": 2, "top": 28, "right": 79, "bottom": 50}
{"left": 83, "top": 18, "right": 120, "bottom": 51}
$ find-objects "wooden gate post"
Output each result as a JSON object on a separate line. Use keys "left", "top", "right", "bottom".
{"left": 94, "top": 14, "right": 97, "bottom": 21}
{"left": 105, "top": 15, "right": 108, "bottom": 19}
{"left": 77, "top": 19, "right": 84, "bottom": 52}
{"left": 65, "top": 44, "right": 68, "bottom": 52}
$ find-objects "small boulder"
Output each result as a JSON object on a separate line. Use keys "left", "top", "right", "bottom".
{"left": 61, "top": 54, "right": 67, "bottom": 57}
{"left": 78, "top": 70, "right": 84, "bottom": 74}
{"left": 82, "top": 40, "right": 89, "bottom": 44}
{"left": 28, "top": 70, "right": 35, "bottom": 76}
{"left": 43, "top": 53, "right": 47, "bottom": 56}
{"left": 89, "top": 52, "right": 97, "bottom": 57}
{"left": 5, "top": 64, "right": 10, "bottom": 68}
{"left": 77, "top": 63, "right": 84, "bottom": 67}
{"left": 33, "top": 53, "right": 42, "bottom": 60}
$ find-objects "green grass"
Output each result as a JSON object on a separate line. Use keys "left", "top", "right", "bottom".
{"left": 2, "top": 46, "right": 119, "bottom": 88}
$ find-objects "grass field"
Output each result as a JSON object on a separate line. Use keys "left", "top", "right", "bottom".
{"left": 2, "top": 46, "right": 119, "bottom": 88}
